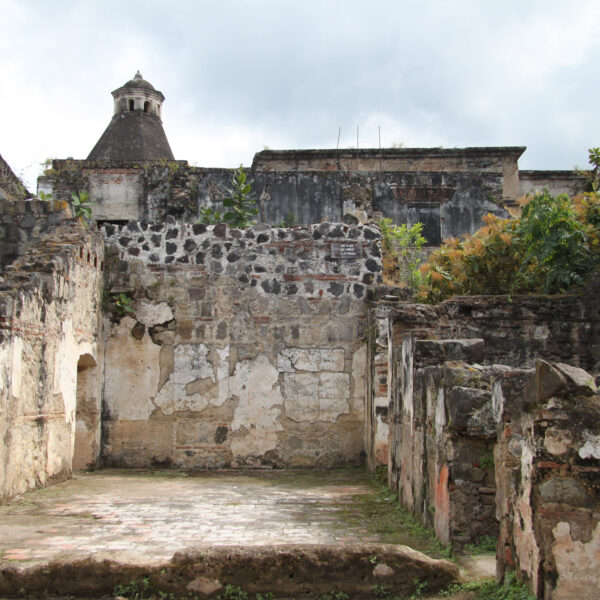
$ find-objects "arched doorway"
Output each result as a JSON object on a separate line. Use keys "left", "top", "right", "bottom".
{"left": 73, "top": 353, "right": 99, "bottom": 471}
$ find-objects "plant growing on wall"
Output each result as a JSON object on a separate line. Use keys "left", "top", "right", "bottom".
{"left": 198, "top": 206, "right": 223, "bottom": 225}
{"left": 70, "top": 190, "right": 96, "bottom": 226}
{"left": 379, "top": 218, "right": 428, "bottom": 292}
{"left": 113, "top": 292, "right": 134, "bottom": 315}
{"left": 276, "top": 210, "right": 299, "bottom": 228}
{"left": 222, "top": 165, "right": 258, "bottom": 228}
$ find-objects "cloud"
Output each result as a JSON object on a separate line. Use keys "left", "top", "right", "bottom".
{"left": 1, "top": 0, "right": 599, "bottom": 188}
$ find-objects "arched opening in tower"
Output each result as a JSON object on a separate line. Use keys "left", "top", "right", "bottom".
{"left": 128, "top": 99, "right": 135, "bottom": 111}
{"left": 144, "top": 101, "right": 151, "bottom": 113}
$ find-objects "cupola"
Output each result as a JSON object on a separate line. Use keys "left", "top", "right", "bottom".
{"left": 87, "top": 71, "right": 174, "bottom": 161}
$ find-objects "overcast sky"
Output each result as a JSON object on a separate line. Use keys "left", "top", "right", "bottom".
{"left": 1, "top": 0, "right": 599, "bottom": 190}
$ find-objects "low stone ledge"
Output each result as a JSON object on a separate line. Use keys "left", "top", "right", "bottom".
{"left": 0, "top": 544, "right": 459, "bottom": 598}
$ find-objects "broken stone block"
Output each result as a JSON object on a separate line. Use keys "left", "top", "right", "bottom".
{"left": 536, "top": 359, "right": 568, "bottom": 401}
{"left": 446, "top": 386, "right": 493, "bottom": 437}
{"left": 555, "top": 362, "right": 597, "bottom": 397}
{"left": 187, "top": 576, "right": 223, "bottom": 596}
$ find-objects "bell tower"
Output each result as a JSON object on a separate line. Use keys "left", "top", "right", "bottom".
{"left": 87, "top": 71, "right": 174, "bottom": 161}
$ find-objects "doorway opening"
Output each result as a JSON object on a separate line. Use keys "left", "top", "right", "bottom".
{"left": 73, "top": 353, "right": 99, "bottom": 471}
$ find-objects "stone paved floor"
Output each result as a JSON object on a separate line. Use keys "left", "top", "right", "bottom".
{"left": 0, "top": 468, "right": 400, "bottom": 566}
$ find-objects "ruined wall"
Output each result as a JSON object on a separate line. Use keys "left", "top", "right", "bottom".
{"left": 0, "top": 153, "right": 30, "bottom": 202}
{"left": 251, "top": 147, "right": 524, "bottom": 201}
{"left": 367, "top": 290, "right": 600, "bottom": 549}
{"left": 39, "top": 146, "right": 523, "bottom": 242}
{"left": 494, "top": 360, "right": 600, "bottom": 599}
{"left": 0, "top": 198, "right": 69, "bottom": 270}
{"left": 388, "top": 335, "right": 497, "bottom": 547}
{"left": 388, "top": 294, "right": 600, "bottom": 372}
{"left": 366, "top": 291, "right": 600, "bottom": 471}
{"left": 101, "top": 221, "right": 381, "bottom": 469}
{"left": 0, "top": 202, "right": 104, "bottom": 502}
{"left": 519, "top": 170, "right": 588, "bottom": 198}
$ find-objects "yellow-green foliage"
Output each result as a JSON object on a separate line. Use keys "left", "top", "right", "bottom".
{"left": 418, "top": 213, "right": 522, "bottom": 303}
{"left": 418, "top": 149, "right": 600, "bottom": 304}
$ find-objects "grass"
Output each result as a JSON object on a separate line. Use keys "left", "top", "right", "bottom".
{"left": 332, "top": 472, "right": 452, "bottom": 559}
{"left": 439, "top": 573, "right": 535, "bottom": 599}
{"left": 463, "top": 535, "right": 497, "bottom": 555}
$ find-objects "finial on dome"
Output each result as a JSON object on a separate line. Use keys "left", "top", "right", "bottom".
{"left": 134, "top": 70, "right": 143, "bottom": 79}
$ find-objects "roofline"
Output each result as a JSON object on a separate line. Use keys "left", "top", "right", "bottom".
{"left": 519, "top": 169, "right": 588, "bottom": 179}
{"left": 253, "top": 146, "right": 527, "bottom": 160}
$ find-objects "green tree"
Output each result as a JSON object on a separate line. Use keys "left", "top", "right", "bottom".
{"left": 379, "top": 218, "right": 429, "bottom": 292}
{"left": 516, "top": 191, "right": 592, "bottom": 293}
{"left": 222, "top": 165, "right": 258, "bottom": 228}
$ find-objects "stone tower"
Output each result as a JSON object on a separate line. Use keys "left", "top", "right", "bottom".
{"left": 87, "top": 71, "right": 175, "bottom": 161}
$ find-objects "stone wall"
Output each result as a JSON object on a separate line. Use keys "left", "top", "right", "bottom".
{"left": 101, "top": 221, "right": 381, "bottom": 469}
{"left": 366, "top": 291, "right": 600, "bottom": 550}
{"left": 388, "top": 335, "right": 497, "bottom": 547}
{"left": 0, "top": 153, "right": 30, "bottom": 202}
{"left": 389, "top": 294, "right": 600, "bottom": 372}
{"left": 0, "top": 204, "right": 104, "bottom": 503}
{"left": 494, "top": 360, "right": 600, "bottom": 599}
{"left": 519, "top": 170, "right": 588, "bottom": 198}
{"left": 0, "top": 198, "right": 70, "bottom": 270}
{"left": 39, "top": 146, "right": 529, "bottom": 243}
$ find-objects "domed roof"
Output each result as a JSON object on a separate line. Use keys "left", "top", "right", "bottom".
{"left": 122, "top": 71, "right": 156, "bottom": 91}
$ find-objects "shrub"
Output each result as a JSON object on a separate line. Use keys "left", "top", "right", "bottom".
{"left": 418, "top": 148, "right": 600, "bottom": 303}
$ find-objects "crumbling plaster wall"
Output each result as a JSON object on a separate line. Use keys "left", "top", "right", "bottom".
{"left": 101, "top": 221, "right": 381, "bottom": 469}
{"left": 494, "top": 360, "right": 600, "bottom": 599}
{"left": 0, "top": 201, "right": 104, "bottom": 502}
{"left": 388, "top": 335, "right": 497, "bottom": 548}
{"left": 366, "top": 291, "right": 599, "bottom": 546}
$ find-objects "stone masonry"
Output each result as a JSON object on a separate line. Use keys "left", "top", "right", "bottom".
{"left": 494, "top": 361, "right": 600, "bottom": 600}
{"left": 101, "top": 221, "right": 381, "bottom": 469}
{"left": 366, "top": 290, "right": 600, "bottom": 597}
{"left": 0, "top": 199, "right": 103, "bottom": 502}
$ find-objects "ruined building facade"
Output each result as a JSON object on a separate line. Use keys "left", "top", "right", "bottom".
{"left": 1, "top": 73, "right": 598, "bottom": 599}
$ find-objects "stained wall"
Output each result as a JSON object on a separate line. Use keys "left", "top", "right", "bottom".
{"left": 0, "top": 200, "right": 104, "bottom": 503}
{"left": 101, "top": 221, "right": 381, "bottom": 468}
{"left": 39, "top": 146, "right": 529, "bottom": 243}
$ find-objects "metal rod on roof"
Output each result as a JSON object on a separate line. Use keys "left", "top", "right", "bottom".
{"left": 356, "top": 125, "right": 359, "bottom": 149}
{"left": 337, "top": 127, "right": 341, "bottom": 150}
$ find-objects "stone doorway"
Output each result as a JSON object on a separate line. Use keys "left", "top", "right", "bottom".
{"left": 72, "top": 353, "right": 99, "bottom": 471}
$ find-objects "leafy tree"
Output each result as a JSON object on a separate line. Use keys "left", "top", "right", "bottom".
{"left": 516, "top": 191, "right": 591, "bottom": 293}
{"left": 222, "top": 165, "right": 258, "bottom": 228}
{"left": 379, "top": 218, "right": 429, "bottom": 292}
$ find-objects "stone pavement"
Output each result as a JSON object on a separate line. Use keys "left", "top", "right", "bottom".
{"left": 0, "top": 469, "right": 408, "bottom": 566}
{"left": 0, "top": 469, "right": 488, "bottom": 597}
